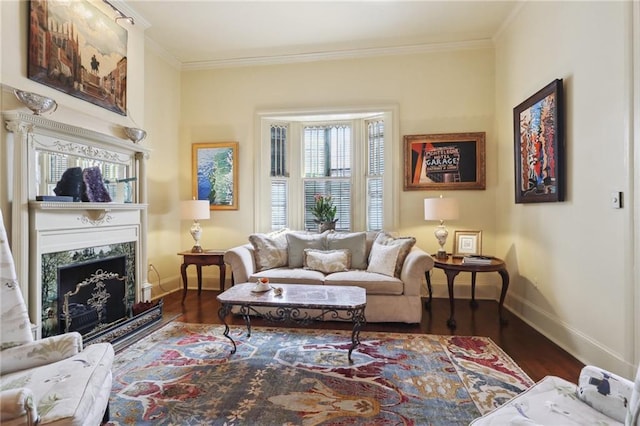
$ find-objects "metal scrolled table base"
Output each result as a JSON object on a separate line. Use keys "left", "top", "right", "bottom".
{"left": 218, "top": 303, "right": 367, "bottom": 362}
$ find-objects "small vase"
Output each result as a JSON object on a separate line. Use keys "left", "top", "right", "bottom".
{"left": 317, "top": 220, "right": 337, "bottom": 233}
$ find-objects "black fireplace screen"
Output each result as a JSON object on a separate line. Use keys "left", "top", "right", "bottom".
{"left": 57, "top": 256, "right": 127, "bottom": 336}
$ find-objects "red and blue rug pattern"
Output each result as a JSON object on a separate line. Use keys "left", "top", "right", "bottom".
{"left": 108, "top": 322, "right": 533, "bottom": 425}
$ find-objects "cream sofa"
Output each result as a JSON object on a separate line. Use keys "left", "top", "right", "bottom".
{"left": 223, "top": 230, "right": 434, "bottom": 323}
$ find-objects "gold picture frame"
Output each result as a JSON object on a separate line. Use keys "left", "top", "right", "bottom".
{"left": 192, "top": 142, "right": 238, "bottom": 210}
{"left": 404, "top": 132, "right": 486, "bottom": 190}
{"left": 453, "top": 230, "right": 482, "bottom": 256}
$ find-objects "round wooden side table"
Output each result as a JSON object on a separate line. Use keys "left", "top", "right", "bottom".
{"left": 425, "top": 255, "right": 509, "bottom": 329}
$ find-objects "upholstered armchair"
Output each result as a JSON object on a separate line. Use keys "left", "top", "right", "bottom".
{"left": 471, "top": 363, "right": 640, "bottom": 425}
{"left": 0, "top": 210, "right": 114, "bottom": 425}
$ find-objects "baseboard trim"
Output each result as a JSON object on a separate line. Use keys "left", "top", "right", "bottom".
{"left": 504, "top": 292, "right": 635, "bottom": 377}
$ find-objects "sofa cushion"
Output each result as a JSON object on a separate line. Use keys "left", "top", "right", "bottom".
{"left": 371, "top": 232, "right": 416, "bottom": 278}
{"left": 326, "top": 231, "right": 367, "bottom": 269}
{"left": 578, "top": 365, "right": 631, "bottom": 423}
{"left": 367, "top": 242, "right": 401, "bottom": 277}
{"left": 286, "top": 231, "right": 328, "bottom": 268}
{"left": 303, "top": 249, "right": 351, "bottom": 274}
{"left": 249, "top": 229, "right": 289, "bottom": 272}
{"left": 325, "top": 270, "right": 404, "bottom": 295}
{"left": 250, "top": 267, "right": 325, "bottom": 285}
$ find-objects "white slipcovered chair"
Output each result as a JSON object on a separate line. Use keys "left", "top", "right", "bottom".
{"left": 471, "top": 363, "right": 640, "bottom": 425}
{"left": 0, "top": 210, "right": 114, "bottom": 425}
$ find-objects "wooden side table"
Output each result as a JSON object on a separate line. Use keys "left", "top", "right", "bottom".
{"left": 425, "top": 255, "right": 509, "bottom": 329}
{"left": 178, "top": 250, "right": 226, "bottom": 302}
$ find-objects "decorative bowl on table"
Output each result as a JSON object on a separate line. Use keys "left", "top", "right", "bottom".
{"left": 14, "top": 89, "right": 58, "bottom": 115}
{"left": 123, "top": 127, "right": 147, "bottom": 144}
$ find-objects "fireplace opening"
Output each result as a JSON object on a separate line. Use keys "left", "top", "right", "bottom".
{"left": 57, "top": 256, "right": 128, "bottom": 338}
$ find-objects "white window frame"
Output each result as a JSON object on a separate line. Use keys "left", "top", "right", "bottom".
{"left": 254, "top": 105, "right": 399, "bottom": 232}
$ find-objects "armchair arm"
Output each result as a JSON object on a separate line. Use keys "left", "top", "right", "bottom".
{"left": 0, "top": 332, "right": 82, "bottom": 375}
{"left": 0, "top": 388, "right": 39, "bottom": 425}
{"left": 577, "top": 364, "right": 633, "bottom": 423}
{"left": 627, "top": 364, "right": 639, "bottom": 426}
{"left": 224, "top": 244, "right": 256, "bottom": 284}
{"left": 400, "top": 247, "right": 434, "bottom": 297}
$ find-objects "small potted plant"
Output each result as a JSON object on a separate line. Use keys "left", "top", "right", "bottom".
{"left": 311, "top": 194, "right": 337, "bottom": 232}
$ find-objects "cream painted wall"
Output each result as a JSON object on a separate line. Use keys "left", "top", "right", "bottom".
{"left": 177, "top": 49, "right": 501, "bottom": 294}
{"left": 495, "top": 1, "right": 636, "bottom": 376}
{"left": 143, "top": 47, "right": 182, "bottom": 298}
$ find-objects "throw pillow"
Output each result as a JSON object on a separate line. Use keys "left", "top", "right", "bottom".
{"left": 303, "top": 249, "right": 351, "bottom": 274}
{"left": 371, "top": 232, "right": 416, "bottom": 278}
{"left": 326, "top": 231, "right": 367, "bottom": 269}
{"left": 286, "top": 231, "right": 329, "bottom": 268}
{"left": 249, "top": 229, "right": 289, "bottom": 272}
{"left": 366, "top": 242, "right": 401, "bottom": 277}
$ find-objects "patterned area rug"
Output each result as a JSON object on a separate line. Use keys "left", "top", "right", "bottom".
{"left": 107, "top": 322, "right": 533, "bottom": 425}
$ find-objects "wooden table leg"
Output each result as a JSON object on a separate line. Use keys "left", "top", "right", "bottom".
{"left": 196, "top": 265, "right": 203, "bottom": 295}
{"left": 444, "top": 269, "right": 460, "bottom": 329}
{"left": 497, "top": 268, "right": 510, "bottom": 325}
{"left": 181, "top": 263, "right": 188, "bottom": 302}
{"left": 470, "top": 271, "right": 478, "bottom": 309}
{"left": 219, "top": 262, "right": 226, "bottom": 291}
{"left": 424, "top": 271, "right": 433, "bottom": 310}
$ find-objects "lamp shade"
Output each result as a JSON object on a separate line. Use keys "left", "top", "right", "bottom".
{"left": 424, "top": 197, "right": 459, "bottom": 221}
{"left": 181, "top": 200, "right": 210, "bottom": 220}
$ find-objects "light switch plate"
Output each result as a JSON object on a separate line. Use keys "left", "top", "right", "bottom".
{"left": 611, "top": 191, "right": 623, "bottom": 209}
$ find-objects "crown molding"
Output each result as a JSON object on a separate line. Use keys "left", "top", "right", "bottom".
{"left": 145, "top": 36, "right": 182, "bottom": 70}
{"left": 181, "top": 39, "right": 494, "bottom": 71}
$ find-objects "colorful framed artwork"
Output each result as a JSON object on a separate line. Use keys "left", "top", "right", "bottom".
{"left": 28, "top": 0, "right": 128, "bottom": 115}
{"left": 513, "top": 79, "right": 564, "bottom": 203}
{"left": 404, "top": 132, "right": 486, "bottom": 190}
{"left": 192, "top": 142, "right": 238, "bottom": 210}
{"left": 453, "top": 230, "right": 482, "bottom": 256}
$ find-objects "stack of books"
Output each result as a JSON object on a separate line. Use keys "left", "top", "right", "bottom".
{"left": 462, "top": 255, "right": 493, "bottom": 265}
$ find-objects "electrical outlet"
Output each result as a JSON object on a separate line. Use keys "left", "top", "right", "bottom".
{"left": 611, "top": 191, "right": 623, "bottom": 209}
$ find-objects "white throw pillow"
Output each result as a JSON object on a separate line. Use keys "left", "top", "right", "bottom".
{"left": 303, "top": 249, "right": 351, "bottom": 274}
{"left": 366, "top": 242, "right": 401, "bottom": 277}
{"left": 372, "top": 232, "right": 416, "bottom": 277}
{"left": 249, "top": 228, "right": 289, "bottom": 272}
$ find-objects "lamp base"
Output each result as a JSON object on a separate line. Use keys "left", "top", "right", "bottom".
{"left": 191, "top": 245, "right": 204, "bottom": 253}
{"left": 435, "top": 250, "right": 448, "bottom": 259}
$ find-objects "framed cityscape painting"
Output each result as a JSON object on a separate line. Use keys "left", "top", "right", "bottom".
{"left": 192, "top": 142, "right": 238, "bottom": 210}
{"left": 513, "top": 79, "right": 564, "bottom": 203}
{"left": 28, "top": 0, "right": 128, "bottom": 115}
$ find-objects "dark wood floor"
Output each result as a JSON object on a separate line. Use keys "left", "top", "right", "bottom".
{"left": 161, "top": 289, "right": 584, "bottom": 383}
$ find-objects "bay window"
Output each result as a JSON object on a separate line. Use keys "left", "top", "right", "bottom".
{"left": 257, "top": 107, "right": 397, "bottom": 232}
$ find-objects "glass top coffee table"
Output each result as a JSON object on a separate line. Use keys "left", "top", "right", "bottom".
{"left": 217, "top": 283, "right": 366, "bottom": 362}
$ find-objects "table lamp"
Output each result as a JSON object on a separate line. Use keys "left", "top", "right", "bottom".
{"left": 181, "top": 199, "right": 210, "bottom": 253}
{"left": 424, "top": 196, "right": 459, "bottom": 259}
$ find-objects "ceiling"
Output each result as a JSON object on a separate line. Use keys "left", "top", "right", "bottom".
{"left": 122, "top": 1, "right": 521, "bottom": 69}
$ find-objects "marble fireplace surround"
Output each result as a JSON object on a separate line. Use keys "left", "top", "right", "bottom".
{"left": 3, "top": 111, "right": 152, "bottom": 339}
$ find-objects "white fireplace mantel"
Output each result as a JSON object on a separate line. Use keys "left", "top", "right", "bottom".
{"left": 3, "top": 111, "right": 151, "bottom": 337}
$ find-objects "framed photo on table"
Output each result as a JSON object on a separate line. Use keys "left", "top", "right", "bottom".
{"left": 192, "top": 142, "right": 238, "bottom": 210}
{"left": 404, "top": 132, "right": 486, "bottom": 190}
{"left": 513, "top": 79, "right": 564, "bottom": 203}
{"left": 453, "top": 230, "right": 482, "bottom": 256}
